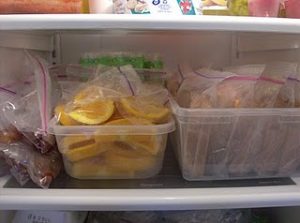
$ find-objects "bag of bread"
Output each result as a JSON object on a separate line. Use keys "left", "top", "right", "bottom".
{"left": 176, "top": 67, "right": 234, "bottom": 108}
{"left": 254, "top": 62, "right": 296, "bottom": 108}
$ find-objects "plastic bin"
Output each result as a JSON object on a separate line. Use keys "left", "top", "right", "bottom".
{"left": 170, "top": 99, "right": 300, "bottom": 181}
{"left": 49, "top": 118, "right": 175, "bottom": 179}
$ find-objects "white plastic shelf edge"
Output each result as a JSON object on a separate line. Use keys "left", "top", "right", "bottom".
{"left": 0, "top": 15, "right": 300, "bottom": 33}
{"left": 1, "top": 178, "right": 300, "bottom": 211}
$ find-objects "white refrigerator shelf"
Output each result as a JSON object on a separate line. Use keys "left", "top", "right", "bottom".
{"left": 1, "top": 146, "right": 300, "bottom": 211}
{"left": 0, "top": 14, "right": 300, "bottom": 33}
{"left": 1, "top": 176, "right": 300, "bottom": 211}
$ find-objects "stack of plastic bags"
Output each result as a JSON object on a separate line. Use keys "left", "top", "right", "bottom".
{"left": 0, "top": 50, "right": 62, "bottom": 188}
{"left": 169, "top": 62, "right": 300, "bottom": 179}
{"left": 171, "top": 62, "right": 300, "bottom": 109}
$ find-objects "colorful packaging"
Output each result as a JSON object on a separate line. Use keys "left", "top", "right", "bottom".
{"left": 111, "top": 0, "right": 202, "bottom": 14}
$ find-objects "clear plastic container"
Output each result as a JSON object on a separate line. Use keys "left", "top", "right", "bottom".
{"left": 170, "top": 99, "right": 300, "bottom": 181}
{"left": 49, "top": 118, "right": 175, "bottom": 179}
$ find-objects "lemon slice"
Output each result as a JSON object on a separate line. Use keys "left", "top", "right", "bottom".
{"left": 62, "top": 135, "right": 110, "bottom": 162}
{"left": 119, "top": 97, "right": 170, "bottom": 124}
{"left": 68, "top": 100, "right": 115, "bottom": 125}
{"left": 55, "top": 104, "right": 79, "bottom": 126}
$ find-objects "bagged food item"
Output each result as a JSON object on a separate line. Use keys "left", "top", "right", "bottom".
{"left": 168, "top": 64, "right": 233, "bottom": 101}
{"left": 0, "top": 0, "right": 85, "bottom": 14}
{"left": 0, "top": 141, "right": 62, "bottom": 188}
{"left": 274, "top": 77, "right": 297, "bottom": 108}
{"left": 51, "top": 65, "right": 173, "bottom": 179}
{"left": 0, "top": 49, "right": 36, "bottom": 145}
{"left": 284, "top": 0, "right": 300, "bottom": 18}
{"left": 254, "top": 62, "right": 296, "bottom": 108}
{"left": 4, "top": 91, "right": 56, "bottom": 153}
{"left": 176, "top": 67, "right": 234, "bottom": 108}
{"left": 3, "top": 53, "right": 61, "bottom": 154}
{"left": 216, "top": 75, "right": 256, "bottom": 108}
{"left": 228, "top": 0, "right": 280, "bottom": 16}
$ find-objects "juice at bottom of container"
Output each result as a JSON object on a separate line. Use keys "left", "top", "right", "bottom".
{"left": 50, "top": 118, "right": 174, "bottom": 179}
{"left": 248, "top": 0, "right": 280, "bottom": 17}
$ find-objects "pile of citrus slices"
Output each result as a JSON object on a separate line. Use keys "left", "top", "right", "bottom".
{"left": 54, "top": 81, "right": 170, "bottom": 178}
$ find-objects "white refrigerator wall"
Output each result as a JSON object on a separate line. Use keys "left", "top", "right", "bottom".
{"left": 58, "top": 31, "right": 300, "bottom": 69}
{"left": 0, "top": 31, "right": 300, "bottom": 69}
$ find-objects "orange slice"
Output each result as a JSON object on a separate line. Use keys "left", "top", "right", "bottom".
{"left": 68, "top": 100, "right": 115, "bottom": 125}
{"left": 55, "top": 104, "right": 79, "bottom": 126}
{"left": 96, "top": 118, "right": 160, "bottom": 155}
{"left": 62, "top": 135, "right": 109, "bottom": 162}
{"left": 119, "top": 97, "right": 170, "bottom": 124}
{"left": 104, "top": 144, "right": 156, "bottom": 173}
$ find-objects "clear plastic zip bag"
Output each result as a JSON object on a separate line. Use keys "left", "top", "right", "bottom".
{"left": 0, "top": 141, "right": 62, "bottom": 188}
{"left": 3, "top": 52, "right": 61, "bottom": 153}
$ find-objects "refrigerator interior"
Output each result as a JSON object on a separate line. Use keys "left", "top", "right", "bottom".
{"left": 2, "top": 29, "right": 300, "bottom": 185}
{"left": 1, "top": 30, "right": 300, "bottom": 212}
